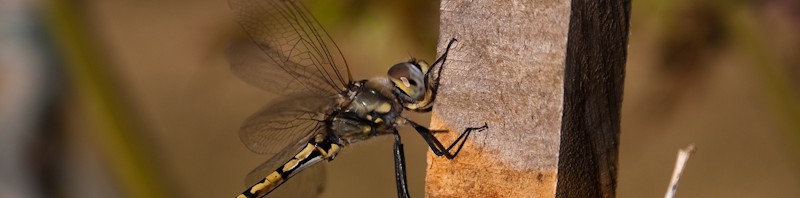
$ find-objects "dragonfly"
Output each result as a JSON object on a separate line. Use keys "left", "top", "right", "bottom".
{"left": 226, "top": 0, "right": 488, "bottom": 197}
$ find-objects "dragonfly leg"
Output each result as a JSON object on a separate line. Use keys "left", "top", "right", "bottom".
{"left": 430, "top": 129, "right": 448, "bottom": 134}
{"left": 416, "top": 38, "right": 458, "bottom": 112}
{"left": 407, "top": 120, "right": 488, "bottom": 159}
{"left": 429, "top": 38, "right": 458, "bottom": 79}
{"left": 393, "top": 131, "right": 410, "bottom": 198}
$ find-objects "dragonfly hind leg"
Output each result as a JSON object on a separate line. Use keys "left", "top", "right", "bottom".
{"left": 406, "top": 120, "right": 488, "bottom": 159}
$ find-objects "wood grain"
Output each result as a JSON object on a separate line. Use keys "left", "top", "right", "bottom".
{"left": 428, "top": 0, "right": 629, "bottom": 197}
{"left": 428, "top": 0, "right": 570, "bottom": 197}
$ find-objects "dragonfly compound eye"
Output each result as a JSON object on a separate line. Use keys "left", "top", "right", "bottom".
{"left": 388, "top": 62, "right": 426, "bottom": 100}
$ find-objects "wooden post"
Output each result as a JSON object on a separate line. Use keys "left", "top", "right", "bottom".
{"left": 427, "top": 0, "right": 629, "bottom": 197}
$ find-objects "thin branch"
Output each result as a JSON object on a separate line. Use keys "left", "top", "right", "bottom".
{"left": 665, "top": 144, "right": 697, "bottom": 198}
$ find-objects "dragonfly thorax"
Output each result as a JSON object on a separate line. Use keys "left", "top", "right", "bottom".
{"left": 331, "top": 77, "right": 402, "bottom": 145}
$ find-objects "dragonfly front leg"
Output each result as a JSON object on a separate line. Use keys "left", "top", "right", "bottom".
{"left": 415, "top": 38, "right": 458, "bottom": 113}
{"left": 406, "top": 120, "right": 488, "bottom": 159}
{"left": 392, "top": 131, "right": 410, "bottom": 198}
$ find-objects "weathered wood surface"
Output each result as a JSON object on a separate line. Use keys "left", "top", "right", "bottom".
{"left": 427, "top": 0, "right": 570, "bottom": 197}
{"left": 556, "top": 0, "right": 629, "bottom": 197}
{"left": 427, "top": 0, "right": 629, "bottom": 197}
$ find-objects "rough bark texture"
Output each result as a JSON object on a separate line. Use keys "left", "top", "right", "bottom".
{"left": 427, "top": 0, "right": 570, "bottom": 197}
{"left": 427, "top": 0, "right": 629, "bottom": 197}
{"left": 555, "top": 0, "right": 629, "bottom": 197}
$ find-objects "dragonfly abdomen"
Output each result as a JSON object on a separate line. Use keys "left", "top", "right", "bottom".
{"left": 237, "top": 141, "right": 340, "bottom": 198}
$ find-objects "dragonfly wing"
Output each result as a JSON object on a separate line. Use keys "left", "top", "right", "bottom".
{"left": 239, "top": 94, "right": 331, "bottom": 196}
{"left": 227, "top": 0, "right": 351, "bottom": 96}
{"left": 227, "top": 42, "right": 339, "bottom": 96}
{"left": 239, "top": 94, "right": 332, "bottom": 155}
{"left": 243, "top": 122, "right": 327, "bottom": 197}
{"left": 265, "top": 163, "right": 325, "bottom": 197}
{"left": 243, "top": 136, "right": 305, "bottom": 187}
{"left": 245, "top": 151, "right": 326, "bottom": 197}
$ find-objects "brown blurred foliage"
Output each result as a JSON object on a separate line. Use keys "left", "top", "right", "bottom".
{"left": 4, "top": 0, "right": 798, "bottom": 197}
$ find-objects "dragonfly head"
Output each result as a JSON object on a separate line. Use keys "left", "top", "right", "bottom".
{"left": 388, "top": 61, "right": 427, "bottom": 102}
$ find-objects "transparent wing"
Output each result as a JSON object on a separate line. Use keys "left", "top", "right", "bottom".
{"left": 227, "top": 42, "right": 341, "bottom": 96}
{"left": 239, "top": 94, "right": 331, "bottom": 154}
{"left": 239, "top": 95, "right": 331, "bottom": 197}
{"left": 261, "top": 164, "right": 325, "bottom": 198}
{"left": 228, "top": 0, "right": 351, "bottom": 96}
{"left": 243, "top": 135, "right": 312, "bottom": 186}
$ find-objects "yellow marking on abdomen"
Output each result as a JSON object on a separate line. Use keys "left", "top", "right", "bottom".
{"left": 250, "top": 182, "right": 269, "bottom": 194}
{"left": 295, "top": 143, "right": 315, "bottom": 159}
{"left": 246, "top": 171, "right": 283, "bottom": 195}
{"left": 329, "top": 144, "right": 341, "bottom": 157}
{"left": 266, "top": 172, "right": 282, "bottom": 183}
{"left": 316, "top": 146, "right": 328, "bottom": 157}
{"left": 283, "top": 159, "right": 299, "bottom": 172}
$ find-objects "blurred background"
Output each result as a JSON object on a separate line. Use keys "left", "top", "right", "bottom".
{"left": 0, "top": 0, "right": 797, "bottom": 197}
